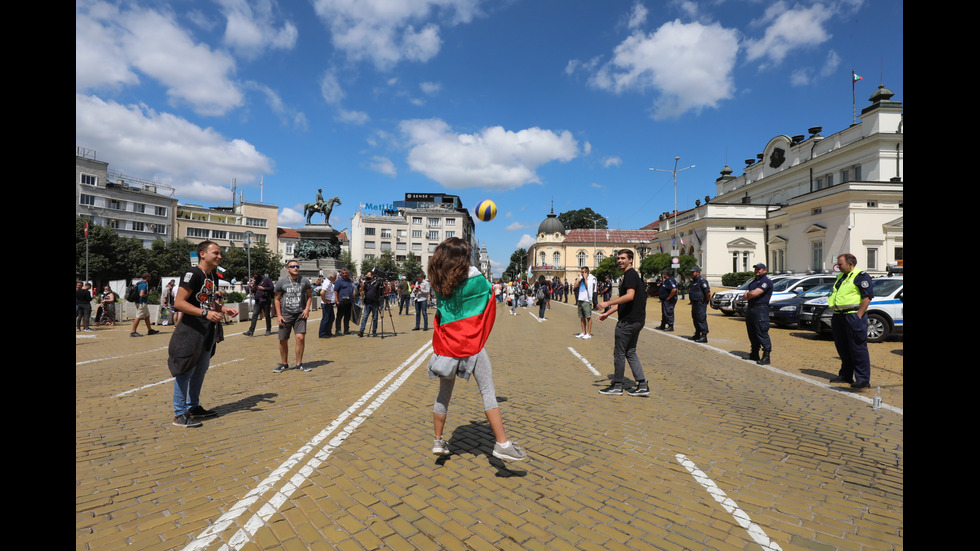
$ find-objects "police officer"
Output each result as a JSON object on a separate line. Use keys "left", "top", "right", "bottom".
{"left": 828, "top": 253, "right": 874, "bottom": 388}
{"left": 742, "top": 263, "right": 773, "bottom": 364}
{"left": 656, "top": 268, "right": 677, "bottom": 331}
{"left": 688, "top": 266, "right": 711, "bottom": 343}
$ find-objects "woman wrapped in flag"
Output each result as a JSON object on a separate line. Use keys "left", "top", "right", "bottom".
{"left": 426, "top": 237, "right": 527, "bottom": 462}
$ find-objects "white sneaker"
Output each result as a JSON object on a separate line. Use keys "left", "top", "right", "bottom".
{"left": 581, "top": 334, "right": 592, "bottom": 340}
{"left": 575, "top": 333, "right": 584, "bottom": 338}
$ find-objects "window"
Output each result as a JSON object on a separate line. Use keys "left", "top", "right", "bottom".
{"left": 539, "top": 252, "right": 546, "bottom": 266}
{"left": 412, "top": 229, "right": 423, "bottom": 238}
{"left": 413, "top": 217, "right": 423, "bottom": 225}
{"left": 446, "top": 231, "right": 456, "bottom": 239}
{"left": 381, "top": 229, "right": 392, "bottom": 238}
{"left": 397, "top": 230, "right": 407, "bottom": 238}
{"left": 285, "top": 243, "right": 294, "bottom": 255}
{"left": 840, "top": 168, "right": 850, "bottom": 183}
{"left": 735, "top": 226, "right": 746, "bottom": 231}
{"left": 364, "top": 228, "right": 376, "bottom": 236}
{"left": 853, "top": 164, "right": 862, "bottom": 181}
{"left": 381, "top": 242, "right": 392, "bottom": 251}
{"left": 109, "top": 199, "right": 123, "bottom": 210}
{"left": 577, "top": 252, "right": 587, "bottom": 267}
{"left": 826, "top": 174, "right": 834, "bottom": 187}
{"left": 133, "top": 222, "right": 145, "bottom": 232}
{"left": 80, "top": 174, "right": 97, "bottom": 186}
{"left": 867, "top": 201, "right": 878, "bottom": 208}
{"left": 553, "top": 252, "right": 561, "bottom": 266}
{"left": 446, "top": 218, "right": 456, "bottom": 226}
{"left": 365, "top": 241, "right": 375, "bottom": 249}
{"left": 732, "top": 252, "right": 739, "bottom": 273}
{"left": 811, "top": 241, "right": 823, "bottom": 271}
{"left": 155, "top": 206, "right": 168, "bottom": 216}
{"left": 427, "top": 231, "right": 439, "bottom": 240}
{"left": 595, "top": 250, "right": 604, "bottom": 267}
{"left": 412, "top": 243, "right": 422, "bottom": 251}
{"left": 211, "top": 230, "right": 227, "bottom": 240}
{"left": 152, "top": 224, "right": 166, "bottom": 234}
{"left": 428, "top": 218, "right": 440, "bottom": 227}
{"left": 109, "top": 219, "right": 120, "bottom": 229}
{"left": 811, "top": 208, "right": 822, "bottom": 215}
{"left": 429, "top": 243, "right": 438, "bottom": 253}
{"left": 187, "top": 227, "right": 209, "bottom": 238}
{"left": 867, "top": 248, "right": 878, "bottom": 270}
{"left": 396, "top": 242, "right": 407, "bottom": 250}
{"left": 79, "top": 194, "right": 96, "bottom": 206}
{"left": 245, "top": 218, "right": 267, "bottom": 227}
{"left": 815, "top": 176, "right": 824, "bottom": 190}
{"left": 742, "top": 252, "right": 750, "bottom": 272}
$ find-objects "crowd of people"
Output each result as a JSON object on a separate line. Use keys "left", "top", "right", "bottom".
{"left": 80, "top": 241, "right": 881, "bottom": 461}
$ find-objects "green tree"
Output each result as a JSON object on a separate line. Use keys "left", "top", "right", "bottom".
{"left": 639, "top": 253, "right": 697, "bottom": 280}
{"left": 557, "top": 208, "right": 607, "bottom": 230}
{"left": 360, "top": 257, "right": 377, "bottom": 276}
{"left": 401, "top": 252, "right": 424, "bottom": 280}
{"left": 339, "top": 250, "right": 357, "bottom": 277}
{"left": 376, "top": 250, "right": 399, "bottom": 278}
{"left": 504, "top": 248, "right": 528, "bottom": 280}
{"left": 592, "top": 256, "right": 622, "bottom": 281}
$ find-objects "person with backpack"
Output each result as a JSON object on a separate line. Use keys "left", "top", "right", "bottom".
{"left": 534, "top": 275, "right": 549, "bottom": 320}
{"left": 130, "top": 273, "right": 159, "bottom": 337}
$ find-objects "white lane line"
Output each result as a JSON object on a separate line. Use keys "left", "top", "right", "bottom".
{"left": 568, "top": 347, "right": 601, "bottom": 376}
{"left": 111, "top": 358, "right": 245, "bottom": 398}
{"left": 644, "top": 327, "right": 902, "bottom": 415}
{"left": 76, "top": 346, "right": 169, "bottom": 366}
{"left": 675, "top": 453, "right": 783, "bottom": 551}
{"left": 183, "top": 341, "right": 432, "bottom": 551}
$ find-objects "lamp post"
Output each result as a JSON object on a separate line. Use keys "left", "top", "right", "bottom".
{"left": 650, "top": 157, "right": 695, "bottom": 271}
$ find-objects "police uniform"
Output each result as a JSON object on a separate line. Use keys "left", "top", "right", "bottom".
{"left": 829, "top": 267, "right": 874, "bottom": 387}
{"left": 688, "top": 267, "right": 710, "bottom": 342}
{"left": 657, "top": 271, "right": 677, "bottom": 331}
{"left": 745, "top": 265, "right": 773, "bottom": 364}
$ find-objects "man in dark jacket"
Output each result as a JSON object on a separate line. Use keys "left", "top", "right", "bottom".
{"left": 244, "top": 271, "right": 274, "bottom": 336}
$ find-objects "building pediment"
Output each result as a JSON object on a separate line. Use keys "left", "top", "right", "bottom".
{"left": 803, "top": 224, "right": 826, "bottom": 236}
{"left": 767, "top": 235, "right": 788, "bottom": 246}
{"left": 726, "top": 237, "right": 757, "bottom": 248}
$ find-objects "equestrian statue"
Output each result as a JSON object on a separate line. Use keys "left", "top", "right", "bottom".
{"left": 304, "top": 190, "right": 341, "bottom": 225}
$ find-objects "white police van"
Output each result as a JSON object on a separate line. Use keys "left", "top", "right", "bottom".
{"left": 798, "top": 276, "right": 903, "bottom": 343}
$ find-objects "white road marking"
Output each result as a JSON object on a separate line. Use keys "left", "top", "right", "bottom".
{"left": 675, "top": 453, "right": 782, "bottom": 551}
{"left": 568, "top": 347, "right": 601, "bottom": 376}
{"left": 112, "top": 358, "right": 245, "bottom": 398}
{"left": 183, "top": 341, "right": 433, "bottom": 551}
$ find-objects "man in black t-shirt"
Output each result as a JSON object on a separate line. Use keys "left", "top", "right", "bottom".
{"left": 596, "top": 250, "right": 649, "bottom": 397}
{"left": 168, "top": 241, "right": 239, "bottom": 428}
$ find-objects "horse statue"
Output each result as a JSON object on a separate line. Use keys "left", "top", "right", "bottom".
{"left": 304, "top": 195, "right": 341, "bottom": 225}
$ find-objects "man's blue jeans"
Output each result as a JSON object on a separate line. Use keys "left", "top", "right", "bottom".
{"left": 174, "top": 348, "right": 210, "bottom": 416}
{"left": 359, "top": 303, "right": 379, "bottom": 334}
{"left": 415, "top": 300, "right": 428, "bottom": 329}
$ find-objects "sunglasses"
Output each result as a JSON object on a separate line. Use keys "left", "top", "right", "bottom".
{"left": 288, "top": 265, "right": 300, "bottom": 269}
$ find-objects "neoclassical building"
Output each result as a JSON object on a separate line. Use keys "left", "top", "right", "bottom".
{"left": 527, "top": 209, "right": 657, "bottom": 282}
{"left": 649, "top": 85, "right": 903, "bottom": 283}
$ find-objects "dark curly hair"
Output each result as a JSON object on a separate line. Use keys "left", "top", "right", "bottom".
{"left": 427, "top": 238, "right": 472, "bottom": 297}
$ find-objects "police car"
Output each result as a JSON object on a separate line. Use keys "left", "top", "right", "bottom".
{"left": 733, "top": 274, "right": 837, "bottom": 317}
{"left": 798, "top": 276, "right": 904, "bottom": 343}
{"left": 711, "top": 275, "right": 791, "bottom": 316}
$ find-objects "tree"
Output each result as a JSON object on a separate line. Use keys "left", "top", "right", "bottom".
{"left": 558, "top": 208, "right": 607, "bottom": 230}
{"left": 504, "top": 248, "right": 528, "bottom": 280}
{"left": 592, "top": 256, "right": 622, "bottom": 281}
{"left": 376, "top": 250, "right": 399, "bottom": 279}
{"left": 639, "top": 253, "right": 697, "bottom": 280}
{"left": 401, "top": 252, "right": 424, "bottom": 280}
{"left": 339, "top": 250, "right": 357, "bottom": 277}
{"left": 360, "top": 257, "right": 377, "bottom": 276}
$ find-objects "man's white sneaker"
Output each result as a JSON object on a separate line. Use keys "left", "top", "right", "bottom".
{"left": 581, "top": 334, "right": 592, "bottom": 340}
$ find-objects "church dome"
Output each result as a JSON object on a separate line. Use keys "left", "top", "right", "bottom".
{"left": 537, "top": 208, "right": 566, "bottom": 236}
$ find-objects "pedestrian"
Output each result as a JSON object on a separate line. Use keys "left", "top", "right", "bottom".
{"left": 168, "top": 240, "right": 239, "bottom": 427}
{"left": 743, "top": 263, "right": 773, "bottom": 364}
{"left": 334, "top": 268, "right": 356, "bottom": 335}
{"left": 507, "top": 282, "right": 518, "bottom": 315}
{"left": 426, "top": 237, "right": 526, "bottom": 462}
{"left": 76, "top": 282, "right": 93, "bottom": 331}
{"left": 688, "top": 266, "right": 711, "bottom": 343}
{"left": 601, "top": 276, "right": 613, "bottom": 312}
{"left": 412, "top": 274, "right": 430, "bottom": 331}
{"left": 130, "top": 272, "right": 159, "bottom": 337}
{"left": 574, "top": 266, "right": 597, "bottom": 339}
{"left": 656, "top": 269, "right": 677, "bottom": 332}
{"left": 398, "top": 276, "right": 412, "bottom": 315}
{"left": 828, "top": 254, "right": 874, "bottom": 388}
{"left": 319, "top": 271, "right": 337, "bottom": 338}
{"left": 597, "top": 250, "right": 650, "bottom": 396}
{"left": 273, "top": 260, "right": 313, "bottom": 373}
{"left": 358, "top": 269, "right": 382, "bottom": 337}
{"left": 244, "top": 271, "right": 275, "bottom": 336}
{"left": 534, "top": 275, "right": 549, "bottom": 319}
{"left": 99, "top": 285, "right": 116, "bottom": 326}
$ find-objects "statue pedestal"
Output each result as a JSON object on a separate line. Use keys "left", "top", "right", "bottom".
{"left": 284, "top": 224, "right": 347, "bottom": 281}
{"left": 300, "top": 224, "right": 339, "bottom": 240}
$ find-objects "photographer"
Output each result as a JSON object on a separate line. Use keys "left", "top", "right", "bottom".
{"left": 358, "top": 269, "right": 383, "bottom": 337}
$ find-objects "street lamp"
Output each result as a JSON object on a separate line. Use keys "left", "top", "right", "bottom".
{"left": 650, "top": 157, "right": 695, "bottom": 272}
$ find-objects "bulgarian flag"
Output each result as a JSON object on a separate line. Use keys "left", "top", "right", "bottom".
{"left": 216, "top": 266, "right": 227, "bottom": 279}
{"left": 432, "top": 267, "right": 496, "bottom": 358}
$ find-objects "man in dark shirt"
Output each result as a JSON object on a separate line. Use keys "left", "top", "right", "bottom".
{"left": 244, "top": 271, "right": 275, "bottom": 336}
{"left": 597, "top": 250, "right": 649, "bottom": 397}
{"left": 656, "top": 269, "right": 677, "bottom": 332}
{"left": 742, "top": 263, "right": 774, "bottom": 365}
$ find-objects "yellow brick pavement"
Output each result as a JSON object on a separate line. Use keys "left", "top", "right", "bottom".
{"left": 77, "top": 300, "right": 902, "bottom": 550}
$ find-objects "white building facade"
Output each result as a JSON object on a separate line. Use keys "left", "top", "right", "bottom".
{"left": 653, "top": 85, "right": 903, "bottom": 283}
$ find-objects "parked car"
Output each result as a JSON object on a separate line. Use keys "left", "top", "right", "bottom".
{"left": 799, "top": 276, "right": 904, "bottom": 342}
{"left": 710, "top": 279, "right": 754, "bottom": 316}
{"left": 768, "top": 282, "right": 834, "bottom": 327}
{"left": 733, "top": 274, "right": 837, "bottom": 317}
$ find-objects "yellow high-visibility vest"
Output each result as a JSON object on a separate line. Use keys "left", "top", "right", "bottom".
{"left": 828, "top": 268, "right": 865, "bottom": 312}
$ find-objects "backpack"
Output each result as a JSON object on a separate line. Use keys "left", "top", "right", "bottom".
{"left": 126, "top": 282, "right": 141, "bottom": 302}
{"left": 535, "top": 284, "right": 546, "bottom": 301}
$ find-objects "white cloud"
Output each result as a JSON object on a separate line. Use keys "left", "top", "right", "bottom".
{"left": 311, "top": 0, "right": 483, "bottom": 70}
{"left": 218, "top": 0, "right": 298, "bottom": 59}
{"left": 626, "top": 2, "right": 648, "bottom": 30}
{"left": 367, "top": 155, "right": 397, "bottom": 176}
{"left": 279, "top": 207, "right": 305, "bottom": 226}
{"left": 399, "top": 119, "right": 579, "bottom": 190}
{"left": 76, "top": 1, "right": 244, "bottom": 116}
{"left": 504, "top": 221, "right": 529, "bottom": 231}
{"left": 602, "top": 156, "right": 622, "bottom": 168}
{"left": 744, "top": 1, "right": 835, "bottom": 68}
{"left": 587, "top": 19, "right": 739, "bottom": 119}
{"left": 420, "top": 81, "right": 442, "bottom": 96}
{"left": 789, "top": 49, "right": 841, "bottom": 86}
{"left": 516, "top": 234, "right": 536, "bottom": 249}
{"left": 246, "top": 81, "right": 308, "bottom": 130}
{"left": 401, "top": 119, "right": 578, "bottom": 189}
{"left": 75, "top": 94, "right": 273, "bottom": 203}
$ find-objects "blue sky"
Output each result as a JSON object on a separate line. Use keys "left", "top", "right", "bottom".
{"left": 76, "top": 0, "right": 903, "bottom": 276}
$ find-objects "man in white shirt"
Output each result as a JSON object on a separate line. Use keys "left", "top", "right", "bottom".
{"left": 319, "top": 271, "right": 337, "bottom": 338}
{"left": 575, "top": 267, "right": 597, "bottom": 339}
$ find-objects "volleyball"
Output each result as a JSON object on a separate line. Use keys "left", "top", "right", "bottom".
{"left": 475, "top": 199, "right": 497, "bottom": 221}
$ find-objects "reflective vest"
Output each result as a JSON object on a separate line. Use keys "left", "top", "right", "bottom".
{"left": 828, "top": 268, "right": 864, "bottom": 312}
